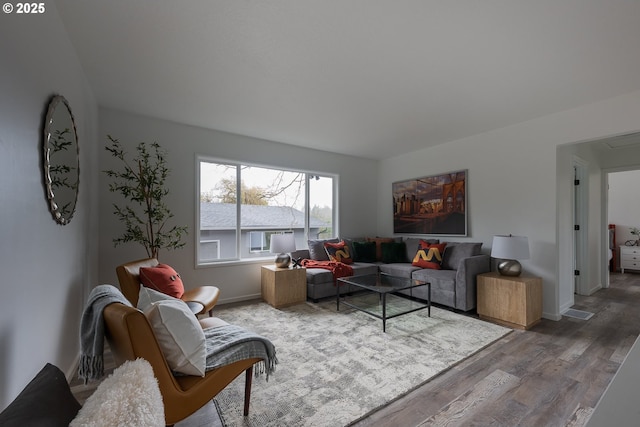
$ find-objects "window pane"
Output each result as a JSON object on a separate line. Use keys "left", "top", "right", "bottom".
{"left": 240, "top": 166, "right": 305, "bottom": 258}
{"left": 199, "top": 162, "right": 238, "bottom": 261}
{"left": 198, "top": 158, "right": 336, "bottom": 264}
{"left": 309, "top": 175, "right": 333, "bottom": 239}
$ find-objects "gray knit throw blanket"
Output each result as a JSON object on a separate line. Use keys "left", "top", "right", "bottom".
{"left": 78, "top": 284, "right": 132, "bottom": 384}
{"left": 203, "top": 324, "right": 278, "bottom": 380}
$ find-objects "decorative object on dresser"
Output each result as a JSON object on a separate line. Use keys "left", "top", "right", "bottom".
{"left": 261, "top": 264, "right": 307, "bottom": 308}
{"left": 477, "top": 272, "right": 543, "bottom": 330}
{"left": 620, "top": 245, "right": 640, "bottom": 273}
{"left": 270, "top": 233, "right": 296, "bottom": 268}
{"left": 491, "top": 234, "right": 530, "bottom": 277}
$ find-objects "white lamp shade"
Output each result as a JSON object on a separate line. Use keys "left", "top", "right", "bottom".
{"left": 270, "top": 234, "right": 296, "bottom": 254}
{"left": 491, "top": 235, "right": 530, "bottom": 260}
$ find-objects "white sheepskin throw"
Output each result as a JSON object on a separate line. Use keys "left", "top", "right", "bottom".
{"left": 71, "top": 358, "right": 165, "bottom": 427}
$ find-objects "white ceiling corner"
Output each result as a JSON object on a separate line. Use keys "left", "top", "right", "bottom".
{"left": 54, "top": 0, "right": 640, "bottom": 160}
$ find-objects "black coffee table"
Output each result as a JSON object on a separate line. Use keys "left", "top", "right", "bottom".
{"left": 336, "top": 273, "right": 430, "bottom": 332}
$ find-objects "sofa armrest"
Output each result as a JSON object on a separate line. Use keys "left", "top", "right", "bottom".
{"left": 454, "top": 254, "right": 491, "bottom": 311}
{"left": 291, "top": 249, "right": 310, "bottom": 260}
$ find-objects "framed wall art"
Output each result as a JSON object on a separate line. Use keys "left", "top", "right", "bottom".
{"left": 392, "top": 169, "right": 467, "bottom": 236}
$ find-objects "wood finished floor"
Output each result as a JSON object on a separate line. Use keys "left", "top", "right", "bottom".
{"left": 71, "top": 272, "right": 640, "bottom": 426}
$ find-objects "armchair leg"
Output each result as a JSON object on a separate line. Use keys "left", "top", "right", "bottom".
{"left": 243, "top": 366, "right": 253, "bottom": 416}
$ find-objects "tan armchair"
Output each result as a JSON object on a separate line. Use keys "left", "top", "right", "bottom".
{"left": 116, "top": 258, "right": 220, "bottom": 316}
{"left": 103, "top": 302, "right": 261, "bottom": 425}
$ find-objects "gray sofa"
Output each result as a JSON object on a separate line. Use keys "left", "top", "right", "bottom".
{"left": 291, "top": 237, "right": 490, "bottom": 312}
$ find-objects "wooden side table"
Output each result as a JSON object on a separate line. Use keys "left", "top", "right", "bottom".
{"left": 477, "top": 272, "right": 542, "bottom": 330}
{"left": 261, "top": 265, "right": 307, "bottom": 308}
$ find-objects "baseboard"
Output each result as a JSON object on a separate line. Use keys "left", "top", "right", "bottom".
{"left": 66, "top": 352, "right": 80, "bottom": 382}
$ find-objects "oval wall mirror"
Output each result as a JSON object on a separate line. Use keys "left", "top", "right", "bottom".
{"left": 43, "top": 95, "right": 79, "bottom": 225}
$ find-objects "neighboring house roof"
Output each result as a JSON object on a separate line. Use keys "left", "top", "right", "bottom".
{"left": 200, "top": 202, "right": 329, "bottom": 230}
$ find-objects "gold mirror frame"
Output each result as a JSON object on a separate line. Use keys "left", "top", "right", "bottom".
{"left": 43, "top": 95, "right": 79, "bottom": 225}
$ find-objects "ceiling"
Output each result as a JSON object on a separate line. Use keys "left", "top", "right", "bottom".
{"left": 55, "top": 0, "right": 640, "bottom": 160}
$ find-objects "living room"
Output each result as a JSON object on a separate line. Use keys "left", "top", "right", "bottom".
{"left": 2, "top": 1, "right": 640, "bottom": 423}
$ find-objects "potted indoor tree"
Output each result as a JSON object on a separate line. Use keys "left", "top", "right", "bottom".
{"left": 104, "top": 135, "right": 187, "bottom": 259}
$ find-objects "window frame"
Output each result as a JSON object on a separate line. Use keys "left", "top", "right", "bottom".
{"left": 196, "top": 156, "right": 338, "bottom": 266}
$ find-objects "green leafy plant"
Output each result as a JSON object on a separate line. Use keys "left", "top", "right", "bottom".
{"left": 104, "top": 135, "right": 187, "bottom": 259}
{"left": 631, "top": 227, "right": 640, "bottom": 238}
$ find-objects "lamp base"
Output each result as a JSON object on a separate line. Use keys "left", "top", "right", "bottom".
{"left": 497, "top": 259, "right": 522, "bottom": 276}
{"left": 275, "top": 253, "right": 291, "bottom": 268}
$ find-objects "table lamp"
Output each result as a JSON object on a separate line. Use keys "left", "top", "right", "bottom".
{"left": 491, "top": 235, "right": 530, "bottom": 276}
{"left": 270, "top": 234, "right": 296, "bottom": 268}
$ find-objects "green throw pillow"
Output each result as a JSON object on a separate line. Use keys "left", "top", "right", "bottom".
{"left": 352, "top": 241, "right": 377, "bottom": 263}
{"left": 381, "top": 242, "right": 408, "bottom": 263}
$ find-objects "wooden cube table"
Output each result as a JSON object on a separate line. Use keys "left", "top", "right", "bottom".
{"left": 261, "top": 265, "right": 307, "bottom": 308}
{"left": 477, "top": 272, "right": 542, "bottom": 330}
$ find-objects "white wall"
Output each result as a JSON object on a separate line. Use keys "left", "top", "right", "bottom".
{"left": 0, "top": 6, "right": 99, "bottom": 409}
{"left": 98, "top": 108, "right": 378, "bottom": 303}
{"left": 378, "top": 90, "right": 640, "bottom": 320}
{"left": 609, "top": 170, "right": 640, "bottom": 246}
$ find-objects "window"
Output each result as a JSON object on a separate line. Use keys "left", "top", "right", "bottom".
{"left": 198, "top": 158, "right": 336, "bottom": 264}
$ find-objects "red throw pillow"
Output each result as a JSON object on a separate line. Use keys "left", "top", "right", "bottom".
{"left": 412, "top": 241, "right": 447, "bottom": 270}
{"left": 324, "top": 240, "right": 353, "bottom": 264}
{"left": 139, "top": 264, "right": 185, "bottom": 298}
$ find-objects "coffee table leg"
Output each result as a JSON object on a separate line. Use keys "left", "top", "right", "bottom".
{"left": 382, "top": 293, "right": 386, "bottom": 332}
{"left": 428, "top": 282, "right": 431, "bottom": 317}
{"left": 336, "top": 282, "right": 340, "bottom": 311}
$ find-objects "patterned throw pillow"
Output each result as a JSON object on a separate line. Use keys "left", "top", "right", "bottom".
{"left": 139, "top": 264, "right": 185, "bottom": 298}
{"left": 324, "top": 240, "right": 354, "bottom": 264}
{"left": 412, "top": 241, "right": 447, "bottom": 269}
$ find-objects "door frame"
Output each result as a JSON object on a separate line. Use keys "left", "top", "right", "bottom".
{"left": 572, "top": 156, "right": 589, "bottom": 295}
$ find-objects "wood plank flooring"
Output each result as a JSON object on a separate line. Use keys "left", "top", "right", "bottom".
{"left": 353, "top": 272, "right": 640, "bottom": 427}
{"left": 71, "top": 272, "right": 640, "bottom": 426}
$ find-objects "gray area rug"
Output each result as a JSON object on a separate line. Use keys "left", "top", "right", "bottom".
{"left": 213, "top": 296, "right": 511, "bottom": 427}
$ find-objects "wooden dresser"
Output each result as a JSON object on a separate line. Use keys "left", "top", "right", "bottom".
{"left": 620, "top": 246, "right": 640, "bottom": 273}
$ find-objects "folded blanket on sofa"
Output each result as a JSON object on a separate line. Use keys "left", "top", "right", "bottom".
{"left": 300, "top": 259, "right": 354, "bottom": 284}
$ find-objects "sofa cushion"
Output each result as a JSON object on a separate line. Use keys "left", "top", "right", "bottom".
{"left": 381, "top": 242, "right": 408, "bottom": 263}
{"left": 0, "top": 363, "right": 81, "bottom": 427}
{"left": 378, "top": 263, "right": 421, "bottom": 279}
{"left": 352, "top": 241, "right": 377, "bottom": 263}
{"left": 305, "top": 268, "right": 335, "bottom": 285}
{"left": 412, "top": 241, "right": 447, "bottom": 269}
{"left": 441, "top": 242, "right": 483, "bottom": 270}
{"left": 308, "top": 238, "right": 339, "bottom": 260}
{"left": 324, "top": 240, "right": 353, "bottom": 264}
{"left": 366, "top": 237, "right": 396, "bottom": 261}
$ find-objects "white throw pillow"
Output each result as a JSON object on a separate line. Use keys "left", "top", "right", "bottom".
{"left": 70, "top": 358, "right": 164, "bottom": 427}
{"left": 137, "top": 287, "right": 206, "bottom": 376}
{"left": 138, "top": 284, "right": 176, "bottom": 307}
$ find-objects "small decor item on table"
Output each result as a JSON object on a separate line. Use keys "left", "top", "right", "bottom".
{"left": 630, "top": 227, "right": 640, "bottom": 246}
{"left": 491, "top": 235, "right": 530, "bottom": 277}
{"left": 271, "top": 233, "right": 296, "bottom": 268}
